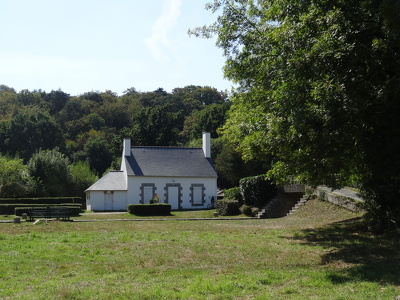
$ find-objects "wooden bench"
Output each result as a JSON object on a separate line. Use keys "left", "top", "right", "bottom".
{"left": 28, "top": 207, "right": 71, "bottom": 221}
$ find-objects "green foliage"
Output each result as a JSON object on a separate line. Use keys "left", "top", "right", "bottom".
{"left": 239, "top": 175, "right": 277, "bottom": 207}
{"left": 84, "top": 137, "right": 113, "bottom": 176}
{"left": 1, "top": 111, "right": 64, "bottom": 160}
{"left": 28, "top": 148, "right": 72, "bottom": 197}
{"left": 240, "top": 204, "right": 253, "bottom": 217}
{"left": 193, "top": 0, "right": 400, "bottom": 232}
{"left": 127, "top": 104, "right": 183, "bottom": 146}
{"left": 181, "top": 102, "right": 230, "bottom": 141}
{"left": 223, "top": 187, "right": 243, "bottom": 205}
{"left": 214, "top": 199, "right": 240, "bottom": 216}
{"left": 0, "top": 156, "right": 36, "bottom": 197}
{"left": 0, "top": 85, "right": 231, "bottom": 199}
{"left": 69, "top": 161, "right": 98, "bottom": 199}
{"left": 127, "top": 204, "right": 171, "bottom": 216}
{"left": 0, "top": 197, "right": 81, "bottom": 204}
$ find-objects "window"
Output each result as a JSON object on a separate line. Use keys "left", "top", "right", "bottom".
{"left": 191, "top": 184, "right": 205, "bottom": 206}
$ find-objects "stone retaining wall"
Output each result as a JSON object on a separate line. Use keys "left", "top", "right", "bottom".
{"left": 315, "top": 188, "right": 364, "bottom": 212}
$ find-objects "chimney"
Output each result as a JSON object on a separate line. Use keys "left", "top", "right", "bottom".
{"left": 202, "top": 132, "right": 211, "bottom": 158}
{"left": 123, "top": 138, "right": 131, "bottom": 156}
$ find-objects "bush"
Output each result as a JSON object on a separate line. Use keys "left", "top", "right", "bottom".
{"left": 239, "top": 175, "right": 278, "bottom": 207}
{"left": 215, "top": 199, "right": 240, "bottom": 216}
{"left": 127, "top": 204, "right": 171, "bottom": 216}
{"left": 224, "top": 187, "right": 243, "bottom": 205}
{"left": 240, "top": 205, "right": 254, "bottom": 217}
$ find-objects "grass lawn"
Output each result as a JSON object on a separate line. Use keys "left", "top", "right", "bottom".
{"left": 0, "top": 198, "right": 399, "bottom": 299}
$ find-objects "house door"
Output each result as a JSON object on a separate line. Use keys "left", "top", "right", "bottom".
{"left": 167, "top": 186, "right": 179, "bottom": 210}
{"left": 143, "top": 186, "right": 154, "bottom": 204}
{"left": 104, "top": 192, "right": 114, "bottom": 211}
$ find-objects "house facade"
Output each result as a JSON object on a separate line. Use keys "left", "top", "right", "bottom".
{"left": 85, "top": 132, "right": 218, "bottom": 211}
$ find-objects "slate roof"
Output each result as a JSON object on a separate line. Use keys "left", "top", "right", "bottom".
{"left": 85, "top": 171, "right": 126, "bottom": 191}
{"left": 124, "top": 147, "right": 217, "bottom": 178}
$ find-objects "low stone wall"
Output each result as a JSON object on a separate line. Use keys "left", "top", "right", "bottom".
{"left": 315, "top": 188, "right": 364, "bottom": 212}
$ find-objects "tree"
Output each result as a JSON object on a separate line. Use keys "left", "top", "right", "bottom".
{"left": 0, "top": 156, "right": 36, "bottom": 197}
{"left": 28, "top": 148, "right": 72, "bottom": 197}
{"left": 84, "top": 137, "right": 113, "bottom": 176}
{"left": 43, "top": 89, "right": 70, "bottom": 114}
{"left": 3, "top": 111, "right": 65, "bottom": 161}
{"left": 182, "top": 102, "right": 231, "bottom": 141}
{"left": 128, "top": 105, "right": 184, "bottom": 146}
{"left": 69, "top": 161, "right": 98, "bottom": 200}
{"left": 192, "top": 0, "right": 400, "bottom": 232}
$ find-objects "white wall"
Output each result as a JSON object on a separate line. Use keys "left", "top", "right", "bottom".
{"left": 86, "top": 190, "right": 128, "bottom": 211}
{"left": 87, "top": 176, "right": 217, "bottom": 211}
{"left": 127, "top": 176, "right": 217, "bottom": 210}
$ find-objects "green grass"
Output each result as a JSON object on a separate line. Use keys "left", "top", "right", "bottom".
{"left": 0, "top": 199, "right": 399, "bottom": 299}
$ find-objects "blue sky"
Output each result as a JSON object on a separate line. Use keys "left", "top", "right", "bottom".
{"left": 0, "top": 0, "right": 232, "bottom": 96}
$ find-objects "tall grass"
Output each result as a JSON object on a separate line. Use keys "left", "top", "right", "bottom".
{"left": 0, "top": 198, "right": 399, "bottom": 299}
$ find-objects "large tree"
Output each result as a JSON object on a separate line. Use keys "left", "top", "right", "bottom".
{"left": 28, "top": 148, "right": 72, "bottom": 197}
{"left": 191, "top": 0, "right": 400, "bottom": 232}
{"left": 1, "top": 110, "right": 65, "bottom": 161}
{"left": 0, "top": 156, "right": 36, "bottom": 197}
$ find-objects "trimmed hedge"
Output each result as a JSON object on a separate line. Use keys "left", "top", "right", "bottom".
{"left": 14, "top": 205, "right": 82, "bottom": 217}
{"left": 0, "top": 203, "right": 82, "bottom": 215}
{"left": 215, "top": 199, "right": 240, "bottom": 216}
{"left": 127, "top": 204, "right": 171, "bottom": 216}
{"left": 0, "top": 197, "right": 82, "bottom": 205}
{"left": 239, "top": 175, "right": 278, "bottom": 207}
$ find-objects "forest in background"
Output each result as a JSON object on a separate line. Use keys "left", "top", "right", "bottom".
{"left": 0, "top": 84, "right": 268, "bottom": 199}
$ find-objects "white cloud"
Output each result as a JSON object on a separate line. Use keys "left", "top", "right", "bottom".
{"left": 144, "top": 0, "right": 182, "bottom": 61}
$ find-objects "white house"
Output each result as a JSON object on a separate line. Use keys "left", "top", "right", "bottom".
{"left": 85, "top": 132, "right": 218, "bottom": 211}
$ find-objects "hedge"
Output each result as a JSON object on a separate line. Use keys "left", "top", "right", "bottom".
{"left": 240, "top": 205, "right": 254, "bottom": 217}
{"left": 0, "top": 197, "right": 82, "bottom": 205}
{"left": 215, "top": 199, "right": 240, "bottom": 216}
{"left": 239, "top": 175, "right": 278, "bottom": 207}
{"left": 0, "top": 203, "right": 82, "bottom": 215}
{"left": 127, "top": 204, "right": 171, "bottom": 216}
{"left": 14, "top": 205, "right": 82, "bottom": 217}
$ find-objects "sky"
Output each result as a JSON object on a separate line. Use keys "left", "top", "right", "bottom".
{"left": 0, "top": 0, "right": 232, "bottom": 96}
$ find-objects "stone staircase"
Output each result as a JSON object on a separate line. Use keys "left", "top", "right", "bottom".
{"left": 286, "top": 196, "right": 309, "bottom": 216}
{"left": 256, "top": 196, "right": 280, "bottom": 219}
{"left": 256, "top": 188, "right": 307, "bottom": 219}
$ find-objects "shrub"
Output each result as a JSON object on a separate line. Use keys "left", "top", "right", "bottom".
{"left": 239, "top": 175, "right": 278, "bottom": 207}
{"left": 240, "top": 205, "right": 253, "bottom": 217}
{"left": 215, "top": 199, "right": 240, "bottom": 216}
{"left": 127, "top": 204, "right": 171, "bottom": 216}
{"left": 224, "top": 187, "right": 243, "bottom": 205}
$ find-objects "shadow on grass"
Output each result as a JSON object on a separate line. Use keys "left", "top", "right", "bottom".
{"left": 292, "top": 217, "right": 400, "bottom": 286}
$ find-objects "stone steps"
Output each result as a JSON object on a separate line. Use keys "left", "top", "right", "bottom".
{"left": 286, "top": 197, "right": 309, "bottom": 216}
{"left": 256, "top": 186, "right": 308, "bottom": 219}
{"left": 256, "top": 196, "right": 280, "bottom": 219}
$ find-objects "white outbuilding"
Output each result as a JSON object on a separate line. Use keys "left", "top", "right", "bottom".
{"left": 85, "top": 132, "right": 217, "bottom": 211}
